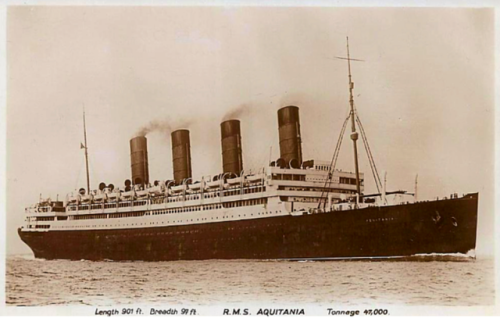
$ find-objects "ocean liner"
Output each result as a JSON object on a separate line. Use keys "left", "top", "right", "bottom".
{"left": 18, "top": 40, "right": 478, "bottom": 261}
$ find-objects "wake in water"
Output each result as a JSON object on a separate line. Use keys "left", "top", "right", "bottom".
{"left": 271, "top": 251, "right": 477, "bottom": 263}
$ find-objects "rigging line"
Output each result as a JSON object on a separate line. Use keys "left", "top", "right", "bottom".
{"left": 351, "top": 103, "right": 382, "bottom": 192}
{"left": 331, "top": 108, "right": 352, "bottom": 167}
{"left": 331, "top": 115, "right": 350, "bottom": 171}
{"left": 323, "top": 114, "right": 350, "bottom": 207}
{"left": 355, "top": 112, "right": 383, "bottom": 191}
{"left": 356, "top": 117, "right": 382, "bottom": 192}
{"left": 356, "top": 116, "right": 381, "bottom": 194}
{"left": 353, "top": 113, "right": 378, "bottom": 186}
{"left": 321, "top": 116, "right": 350, "bottom": 209}
{"left": 83, "top": 109, "right": 90, "bottom": 194}
{"left": 356, "top": 114, "right": 383, "bottom": 190}
{"left": 317, "top": 114, "right": 350, "bottom": 209}
{"left": 325, "top": 117, "right": 348, "bottom": 191}
{"left": 317, "top": 119, "right": 346, "bottom": 208}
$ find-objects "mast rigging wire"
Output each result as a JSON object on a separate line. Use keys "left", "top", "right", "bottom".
{"left": 355, "top": 109, "right": 384, "bottom": 198}
{"left": 317, "top": 114, "right": 350, "bottom": 209}
{"left": 317, "top": 108, "right": 387, "bottom": 209}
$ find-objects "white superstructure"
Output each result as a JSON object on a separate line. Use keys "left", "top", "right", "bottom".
{"left": 21, "top": 162, "right": 363, "bottom": 233}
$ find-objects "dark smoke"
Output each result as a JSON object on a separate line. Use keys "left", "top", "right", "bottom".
{"left": 135, "top": 117, "right": 193, "bottom": 137}
{"left": 222, "top": 104, "right": 250, "bottom": 121}
{"left": 135, "top": 119, "right": 172, "bottom": 137}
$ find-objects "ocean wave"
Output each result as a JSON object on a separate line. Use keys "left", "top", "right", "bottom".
{"left": 5, "top": 256, "right": 494, "bottom": 307}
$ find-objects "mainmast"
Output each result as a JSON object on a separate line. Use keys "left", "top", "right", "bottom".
{"left": 83, "top": 109, "right": 90, "bottom": 194}
{"left": 334, "top": 39, "right": 384, "bottom": 203}
{"left": 345, "top": 37, "right": 362, "bottom": 197}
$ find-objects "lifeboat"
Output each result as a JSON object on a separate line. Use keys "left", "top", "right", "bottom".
{"left": 107, "top": 191, "right": 121, "bottom": 202}
{"left": 188, "top": 182, "right": 202, "bottom": 191}
{"left": 247, "top": 174, "right": 264, "bottom": 183}
{"left": 226, "top": 176, "right": 243, "bottom": 185}
{"left": 148, "top": 184, "right": 165, "bottom": 196}
{"left": 121, "top": 189, "right": 136, "bottom": 200}
{"left": 206, "top": 180, "right": 221, "bottom": 188}
{"left": 93, "top": 192, "right": 107, "bottom": 202}
{"left": 39, "top": 198, "right": 52, "bottom": 205}
{"left": 68, "top": 195, "right": 81, "bottom": 204}
{"left": 171, "top": 184, "right": 186, "bottom": 193}
{"left": 81, "top": 194, "right": 93, "bottom": 203}
{"left": 136, "top": 189, "right": 149, "bottom": 198}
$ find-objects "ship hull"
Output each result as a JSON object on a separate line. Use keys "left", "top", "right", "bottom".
{"left": 18, "top": 194, "right": 478, "bottom": 261}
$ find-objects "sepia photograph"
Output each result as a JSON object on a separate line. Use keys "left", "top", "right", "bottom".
{"left": 1, "top": 2, "right": 498, "bottom": 316}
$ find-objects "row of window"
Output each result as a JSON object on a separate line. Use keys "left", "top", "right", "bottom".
{"left": 117, "top": 200, "right": 147, "bottom": 208}
{"left": 35, "top": 216, "right": 55, "bottom": 222}
{"left": 73, "top": 214, "right": 108, "bottom": 220}
{"left": 315, "top": 165, "right": 331, "bottom": 171}
{"left": 272, "top": 175, "right": 361, "bottom": 185}
{"left": 162, "top": 186, "right": 265, "bottom": 202}
{"left": 278, "top": 186, "right": 357, "bottom": 196}
{"left": 339, "top": 177, "right": 362, "bottom": 185}
{"left": 151, "top": 206, "right": 205, "bottom": 215}
{"left": 146, "top": 199, "right": 266, "bottom": 216}
{"left": 110, "top": 211, "right": 146, "bottom": 219}
{"left": 291, "top": 197, "right": 323, "bottom": 203}
{"left": 271, "top": 174, "right": 306, "bottom": 181}
{"left": 225, "top": 187, "right": 266, "bottom": 196}
{"left": 36, "top": 199, "right": 268, "bottom": 223}
{"left": 222, "top": 198, "right": 267, "bottom": 208}
{"left": 49, "top": 210, "right": 285, "bottom": 230}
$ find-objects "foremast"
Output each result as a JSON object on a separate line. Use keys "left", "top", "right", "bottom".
{"left": 83, "top": 109, "right": 90, "bottom": 194}
{"left": 337, "top": 38, "right": 392, "bottom": 205}
{"left": 345, "top": 37, "right": 362, "bottom": 198}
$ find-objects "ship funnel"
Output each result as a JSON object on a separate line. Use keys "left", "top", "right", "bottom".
{"left": 277, "top": 105, "right": 302, "bottom": 168}
{"left": 220, "top": 120, "right": 243, "bottom": 177}
{"left": 130, "top": 136, "right": 149, "bottom": 186}
{"left": 171, "top": 129, "right": 192, "bottom": 185}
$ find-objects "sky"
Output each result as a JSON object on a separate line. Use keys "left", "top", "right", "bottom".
{"left": 6, "top": 6, "right": 494, "bottom": 255}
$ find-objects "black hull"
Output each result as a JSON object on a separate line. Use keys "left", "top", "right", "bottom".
{"left": 19, "top": 194, "right": 478, "bottom": 261}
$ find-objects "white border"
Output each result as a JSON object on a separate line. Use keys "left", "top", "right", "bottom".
{"left": 0, "top": 1, "right": 498, "bottom": 316}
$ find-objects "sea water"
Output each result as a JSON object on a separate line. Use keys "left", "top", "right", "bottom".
{"left": 6, "top": 254, "right": 494, "bottom": 307}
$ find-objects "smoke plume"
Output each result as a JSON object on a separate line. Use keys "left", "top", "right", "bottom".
{"left": 135, "top": 117, "right": 193, "bottom": 137}
{"left": 222, "top": 104, "right": 250, "bottom": 121}
{"left": 135, "top": 119, "right": 172, "bottom": 137}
